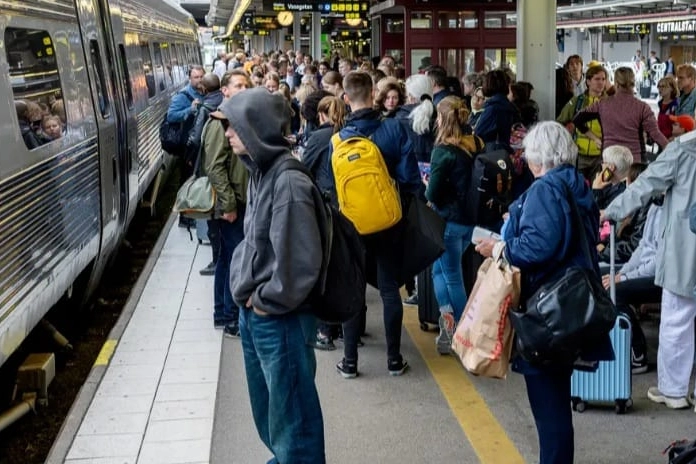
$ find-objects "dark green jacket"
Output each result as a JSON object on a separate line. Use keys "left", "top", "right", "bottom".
{"left": 201, "top": 118, "right": 248, "bottom": 217}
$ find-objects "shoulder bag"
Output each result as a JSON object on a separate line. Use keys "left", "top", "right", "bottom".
{"left": 173, "top": 146, "right": 216, "bottom": 220}
{"left": 508, "top": 182, "right": 617, "bottom": 366}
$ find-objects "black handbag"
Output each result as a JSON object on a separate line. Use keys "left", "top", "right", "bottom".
{"left": 508, "top": 183, "right": 617, "bottom": 366}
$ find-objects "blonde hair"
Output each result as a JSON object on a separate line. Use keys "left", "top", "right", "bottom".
{"left": 317, "top": 96, "right": 346, "bottom": 133}
{"left": 435, "top": 96, "right": 469, "bottom": 146}
{"left": 613, "top": 67, "right": 635, "bottom": 90}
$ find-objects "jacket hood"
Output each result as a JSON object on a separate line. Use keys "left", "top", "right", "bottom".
{"left": 542, "top": 164, "right": 595, "bottom": 212}
{"left": 203, "top": 89, "right": 223, "bottom": 109}
{"left": 343, "top": 108, "right": 381, "bottom": 135}
{"left": 217, "top": 87, "right": 292, "bottom": 172}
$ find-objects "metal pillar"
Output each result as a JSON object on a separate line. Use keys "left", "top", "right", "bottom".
{"left": 293, "top": 13, "right": 302, "bottom": 53}
{"left": 517, "top": 0, "right": 557, "bottom": 121}
{"left": 311, "top": 13, "right": 322, "bottom": 60}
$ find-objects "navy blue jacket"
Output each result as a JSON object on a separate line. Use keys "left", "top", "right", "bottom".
{"left": 474, "top": 93, "right": 521, "bottom": 151}
{"left": 503, "top": 164, "right": 600, "bottom": 298}
{"left": 394, "top": 104, "right": 436, "bottom": 163}
{"left": 323, "top": 108, "right": 419, "bottom": 195}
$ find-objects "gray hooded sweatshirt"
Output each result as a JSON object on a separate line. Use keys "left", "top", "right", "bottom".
{"left": 218, "top": 88, "right": 323, "bottom": 315}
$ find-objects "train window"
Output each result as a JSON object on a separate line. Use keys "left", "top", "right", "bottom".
{"left": 152, "top": 42, "right": 165, "bottom": 92}
{"left": 410, "top": 12, "right": 432, "bottom": 29}
{"left": 5, "top": 27, "right": 65, "bottom": 150}
{"left": 385, "top": 18, "right": 404, "bottom": 34}
{"left": 438, "top": 49, "right": 476, "bottom": 77}
{"left": 438, "top": 11, "right": 477, "bottom": 29}
{"left": 141, "top": 42, "right": 156, "bottom": 98}
{"left": 89, "top": 40, "right": 111, "bottom": 118}
{"left": 159, "top": 43, "right": 173, "bottom": 88}
{"left": 484, "top": 49, "right": 502, "bottom": 71}
{"left": 484, "top": 11, "right": 515, "bottom": 29}
{"left": 118, "top": 44, "right": 133, "bottom": 108}
{"left": 411, "top": 49, "right": 431, "bottom": 76}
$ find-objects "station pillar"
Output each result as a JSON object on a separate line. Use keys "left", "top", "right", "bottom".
{"left": 311, "top": 13, "right": 322, "bottom": 61}
{"left": 517, "top": 0, "right": 557, "bottom": 121}
{"left": 293, "top": 13, "right": 302, "bottom": 52}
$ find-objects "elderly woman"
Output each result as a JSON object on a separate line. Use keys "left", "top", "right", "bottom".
{"left": 592, "top": 145, "right": 634, "bottom": 210}
{"left": 476, "top": 121, "right": 607, "bottom": 464}
{"left": 573, "top": 67, "right": 668, "bottom": 163}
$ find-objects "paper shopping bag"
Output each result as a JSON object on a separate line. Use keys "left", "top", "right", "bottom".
{"left": 451, "top": 257, "right": 521, "bottom": 379}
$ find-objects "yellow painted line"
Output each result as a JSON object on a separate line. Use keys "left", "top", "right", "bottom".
{"left": 94, "top": 339, "right": 117, "bottom": 366}
{"left": 403, "top": 307, "right": 525, "bottom": 464}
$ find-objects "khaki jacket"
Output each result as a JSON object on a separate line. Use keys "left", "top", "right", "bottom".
{"left": 201, "top": 118, "right": 248, "bottom": 217}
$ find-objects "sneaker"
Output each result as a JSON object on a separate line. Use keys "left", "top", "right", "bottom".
{"left": 199, "top": 261, "right": 216, "bottom": 276}
{"left": 213, "top": 320, "right": 227, "bottom": 330}
{"left": 647, "top": 386, "right": 690, "bottom": 409}
{"left": 223, "top": 322, "right": 240, "bottom": 338}
{"left": 631, "top": 350, "right": 648, "bottom": 375}
{"left": 403, "top": 292, "right": 418, "bottom": 305}
{"left": 336, "top": 359, "right": 358, "bottom": 379}
{"left": 435, "top": 312, "right": 456, "bottom": 355}
{"left": 388, "top": 358, "right": 409, "bottom": 376}
{"left": 314, "top": 332, "right": 336, "bottom": 351}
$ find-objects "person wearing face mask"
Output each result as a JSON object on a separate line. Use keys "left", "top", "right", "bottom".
{"left": 557, "top": 65, "right": 609, "bottom": 179}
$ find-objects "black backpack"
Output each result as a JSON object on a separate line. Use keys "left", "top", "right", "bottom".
{"left": 159, "top": 91, "right": 195, "bottom": 157}
{"left": 667, "top": 439, "right": 696, "bottom": 464}
{"left": 274, "top": 158, "right": 366, "bottom": 323}
{"left": 468, "top": 145, "right": 514, "bottom": 230}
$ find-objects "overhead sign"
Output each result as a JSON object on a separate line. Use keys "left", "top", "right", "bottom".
{"left": 605, "top": 23, "right": 649, "bottom": 35}
{"left": 264, "top": 0, "right": 368, "bottom": 19}
{"left": 657, "top": 20, "right": 696, "bottom": 34}
{"left": 239, "top": 14, "right": 281, "bottom": 31}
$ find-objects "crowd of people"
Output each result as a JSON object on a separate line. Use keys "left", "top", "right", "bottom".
{"left": 16, "top": 96, "right": 66, "bottom": 149}
{"left": 165, "top": 48, "right": 696, "bottom": 464}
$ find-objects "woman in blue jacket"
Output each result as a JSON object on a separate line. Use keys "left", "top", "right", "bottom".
{"left": 473, "top": 69, "right": 520, "bottom": 152}
{"left": 476, "top": 121, "right": 608, "bottom": 464}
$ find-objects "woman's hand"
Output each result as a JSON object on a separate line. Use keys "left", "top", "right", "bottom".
{"left": 475, "top": 238, "right": 499, "bottom": 258}
{"left": 601, "top": 273, "right": 621, "bottom": 290}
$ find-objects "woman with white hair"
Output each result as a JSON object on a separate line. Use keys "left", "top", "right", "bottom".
{"left": 394, "top": 73, "right": 436, "bottom": 162}
{"left": 592, "top": 145, "right": 634, "bottom": 209}
{"left": 475, "top": 121, "right": 613, "bottom": 464}
{"left": 574, "top": 66, "right": 668, "bottom": 162}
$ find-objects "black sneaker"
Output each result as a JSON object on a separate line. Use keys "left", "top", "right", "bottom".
{"left": 199, "top": 261, "right": 216, "bottom": 276}
{"left": 314, "top": 332, "right": 336, "bottom": 351}
{"left": 631, "top": 349, "right": 648, "bottom": 374}
{"left": 388, "top": 358, "right": 409, "bottom": 376}
{"left": 336, "top": 358, "right": 358, "bottom": 379}
{"left": 223, "top": 322, "right": 240, "bottom": 338}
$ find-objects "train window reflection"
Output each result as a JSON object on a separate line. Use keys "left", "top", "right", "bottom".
{"left": 438, "top": 11, "right": 477, "bottom": 29}
{"left": 410, "top": 12, "right": 432, "bottom": 29}
{"left": 89, "top": 40, "right": 111, "bottom": 118}
{"left": 159, "top": 43, "right": 173, "bottom": 88}
{"left": 141, "top": 42, "right": 156, "bottom": 98}
{"left": 5, "top": 27, "right": 65, "bottom": 150}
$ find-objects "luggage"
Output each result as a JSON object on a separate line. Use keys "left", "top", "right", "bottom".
{"left": 417, "top": 265, "right": 440, "bottom": 331}
{"left": 570, "top": 223, "right": 633, "bottom": 414}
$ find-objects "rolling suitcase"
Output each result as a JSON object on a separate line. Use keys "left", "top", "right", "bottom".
{"left": 417, "top": 265, "right": 440, "bottom": 331}
{"left": 570, "top": 223, "right": 633, "bottom": 414}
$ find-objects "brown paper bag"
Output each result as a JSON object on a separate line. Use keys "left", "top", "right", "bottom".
{"left": 451, "top": 256, "right": 521, "bottom": 379}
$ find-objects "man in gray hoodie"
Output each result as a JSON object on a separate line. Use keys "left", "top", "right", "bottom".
{"left": 214, "top": 87, "right": 326, "bottom": 463}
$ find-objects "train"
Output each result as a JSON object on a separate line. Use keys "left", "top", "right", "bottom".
{"left": 0, "top": 0, "right": 200, "bottom": 368}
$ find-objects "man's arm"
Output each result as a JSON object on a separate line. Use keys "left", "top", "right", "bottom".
{"left": 167, "top": 92, "right": 196, "bottom": 123}
{"left": 203, "top": 120, "right": 237, "bottom": 215}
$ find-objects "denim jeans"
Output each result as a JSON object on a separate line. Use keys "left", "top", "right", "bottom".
{"left": 239, "top": 308, "right": 326, "bottom": 464}
{"left": 343, "top": 250, "right": 403, "bottom": 363}
{"left": 524, "top": 366, "right": 574, "bottom": 464}
{"left": 213, "top": 215, "right": 244, "bottom": 325}
{"left": 432, "top": 222, "right": 473, "bottom": 322}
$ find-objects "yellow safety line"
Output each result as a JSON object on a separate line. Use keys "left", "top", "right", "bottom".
{"left": 94, "top": 339, "right": 117, "bottom": 366}
{"left": 403, "top": 307, "right": 526, "bottom": 464}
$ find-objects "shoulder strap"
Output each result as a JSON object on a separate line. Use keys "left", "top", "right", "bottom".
{"left": 180, "top": 90, "right": 195, "bottom": 102}
{"left": 561, "top": 182, "right": 595, "bottom": 268}
{"left": 573, "top": 94, "right": 585, "bottom": 115}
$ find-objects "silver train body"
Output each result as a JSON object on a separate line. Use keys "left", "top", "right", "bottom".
{"left": 0, "top": 0, "right": 199, "bottom": 368}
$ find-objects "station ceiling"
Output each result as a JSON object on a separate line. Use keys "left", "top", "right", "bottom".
{"left": 195, "top": 0, "right": 695, "bottom": 30}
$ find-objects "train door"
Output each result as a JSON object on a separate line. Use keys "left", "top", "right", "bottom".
{"left": 95, "top": 0, "right": 139, "bottom": 226}
{"left": 74, "top": 0, "right": 128, "bottom": 259}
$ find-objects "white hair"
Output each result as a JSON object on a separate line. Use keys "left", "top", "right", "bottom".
{"left": 405, "top": 74, "right": 434, "bottom": 135}
{"left": 602, "top": 145, "right": 633, "bottom": 179}
{"left": 523, "top": 121, "right": 578, "bottom": 169}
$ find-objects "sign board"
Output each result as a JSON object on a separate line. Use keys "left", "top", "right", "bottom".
{"left": 656, "top": 20, "right": 696, "bottom": 34}
{"left": 264, "top": 0, "right": 369, "bottom": 18}
{"left": 240, "top": 14, "right": 280, "bottom": 31}
{"left": 606, "top": 23, "right": 649, "bottom": 35}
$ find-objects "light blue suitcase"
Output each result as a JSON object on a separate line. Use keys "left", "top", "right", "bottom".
{"left": 570, "top": 223, "right": 633, "bottom": 414}
{"left": 570, "top": 313, "right": 633, "bottom": 414}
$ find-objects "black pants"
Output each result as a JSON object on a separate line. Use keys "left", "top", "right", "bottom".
{"left": 614, "top": 276, "right": 661, "bottom": 355}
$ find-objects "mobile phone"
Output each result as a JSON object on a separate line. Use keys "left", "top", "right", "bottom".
{"left": 601, "top": 167, "right": 613, "bottom": 182}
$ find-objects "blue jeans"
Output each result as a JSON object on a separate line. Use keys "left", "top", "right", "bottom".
{"left": 213, "top": 215, "right": 244, "bottom": 325}
{"left": 239, "top": 308, "right": 326, "bottom": 464}
{"left": 432, "top": 222, "right": 473, "bottom": 321}
{"left": 523, "top": 366, "right": 574, "bottom": 464}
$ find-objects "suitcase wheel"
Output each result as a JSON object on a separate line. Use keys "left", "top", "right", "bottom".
{"left": 571, "top": 397, "right": 586, "bottom": 413}
{"left": 419, "top": 322, "right": 429, "bottom": 331}
{"left": 615, "top": 398, "right": 632, "bottom": 414}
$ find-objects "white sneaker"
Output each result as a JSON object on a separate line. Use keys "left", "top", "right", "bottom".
{"left": 647, "top": 387, "right": 690, "bottom": 409}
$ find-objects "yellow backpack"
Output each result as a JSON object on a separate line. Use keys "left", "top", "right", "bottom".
{"left": 330, "top": 132, "right": 402, "bottom": 235}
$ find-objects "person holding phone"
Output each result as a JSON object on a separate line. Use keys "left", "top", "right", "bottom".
{"left": 592, "top": 145, "right": 633, "bottom": 210}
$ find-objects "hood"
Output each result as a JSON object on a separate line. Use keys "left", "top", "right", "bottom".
{"left": 203, "top": 89, "right": 223, "bottom": 109}
{"left": 216, "top": 87, "right": 292, "bottom": 172}
{"left": 543, "top": 164, "right": 595, "bottom": 212}
{"left": 343, "top": 108, "right": 381, "bottom": 136}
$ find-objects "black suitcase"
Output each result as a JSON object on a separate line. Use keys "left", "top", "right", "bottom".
{"left": 417, "top": 265, "right": 440, "bottom": 331}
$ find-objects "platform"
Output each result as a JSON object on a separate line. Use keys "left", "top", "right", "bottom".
{"left": 47, "top": 214, "right": 696, "bottom": 464}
